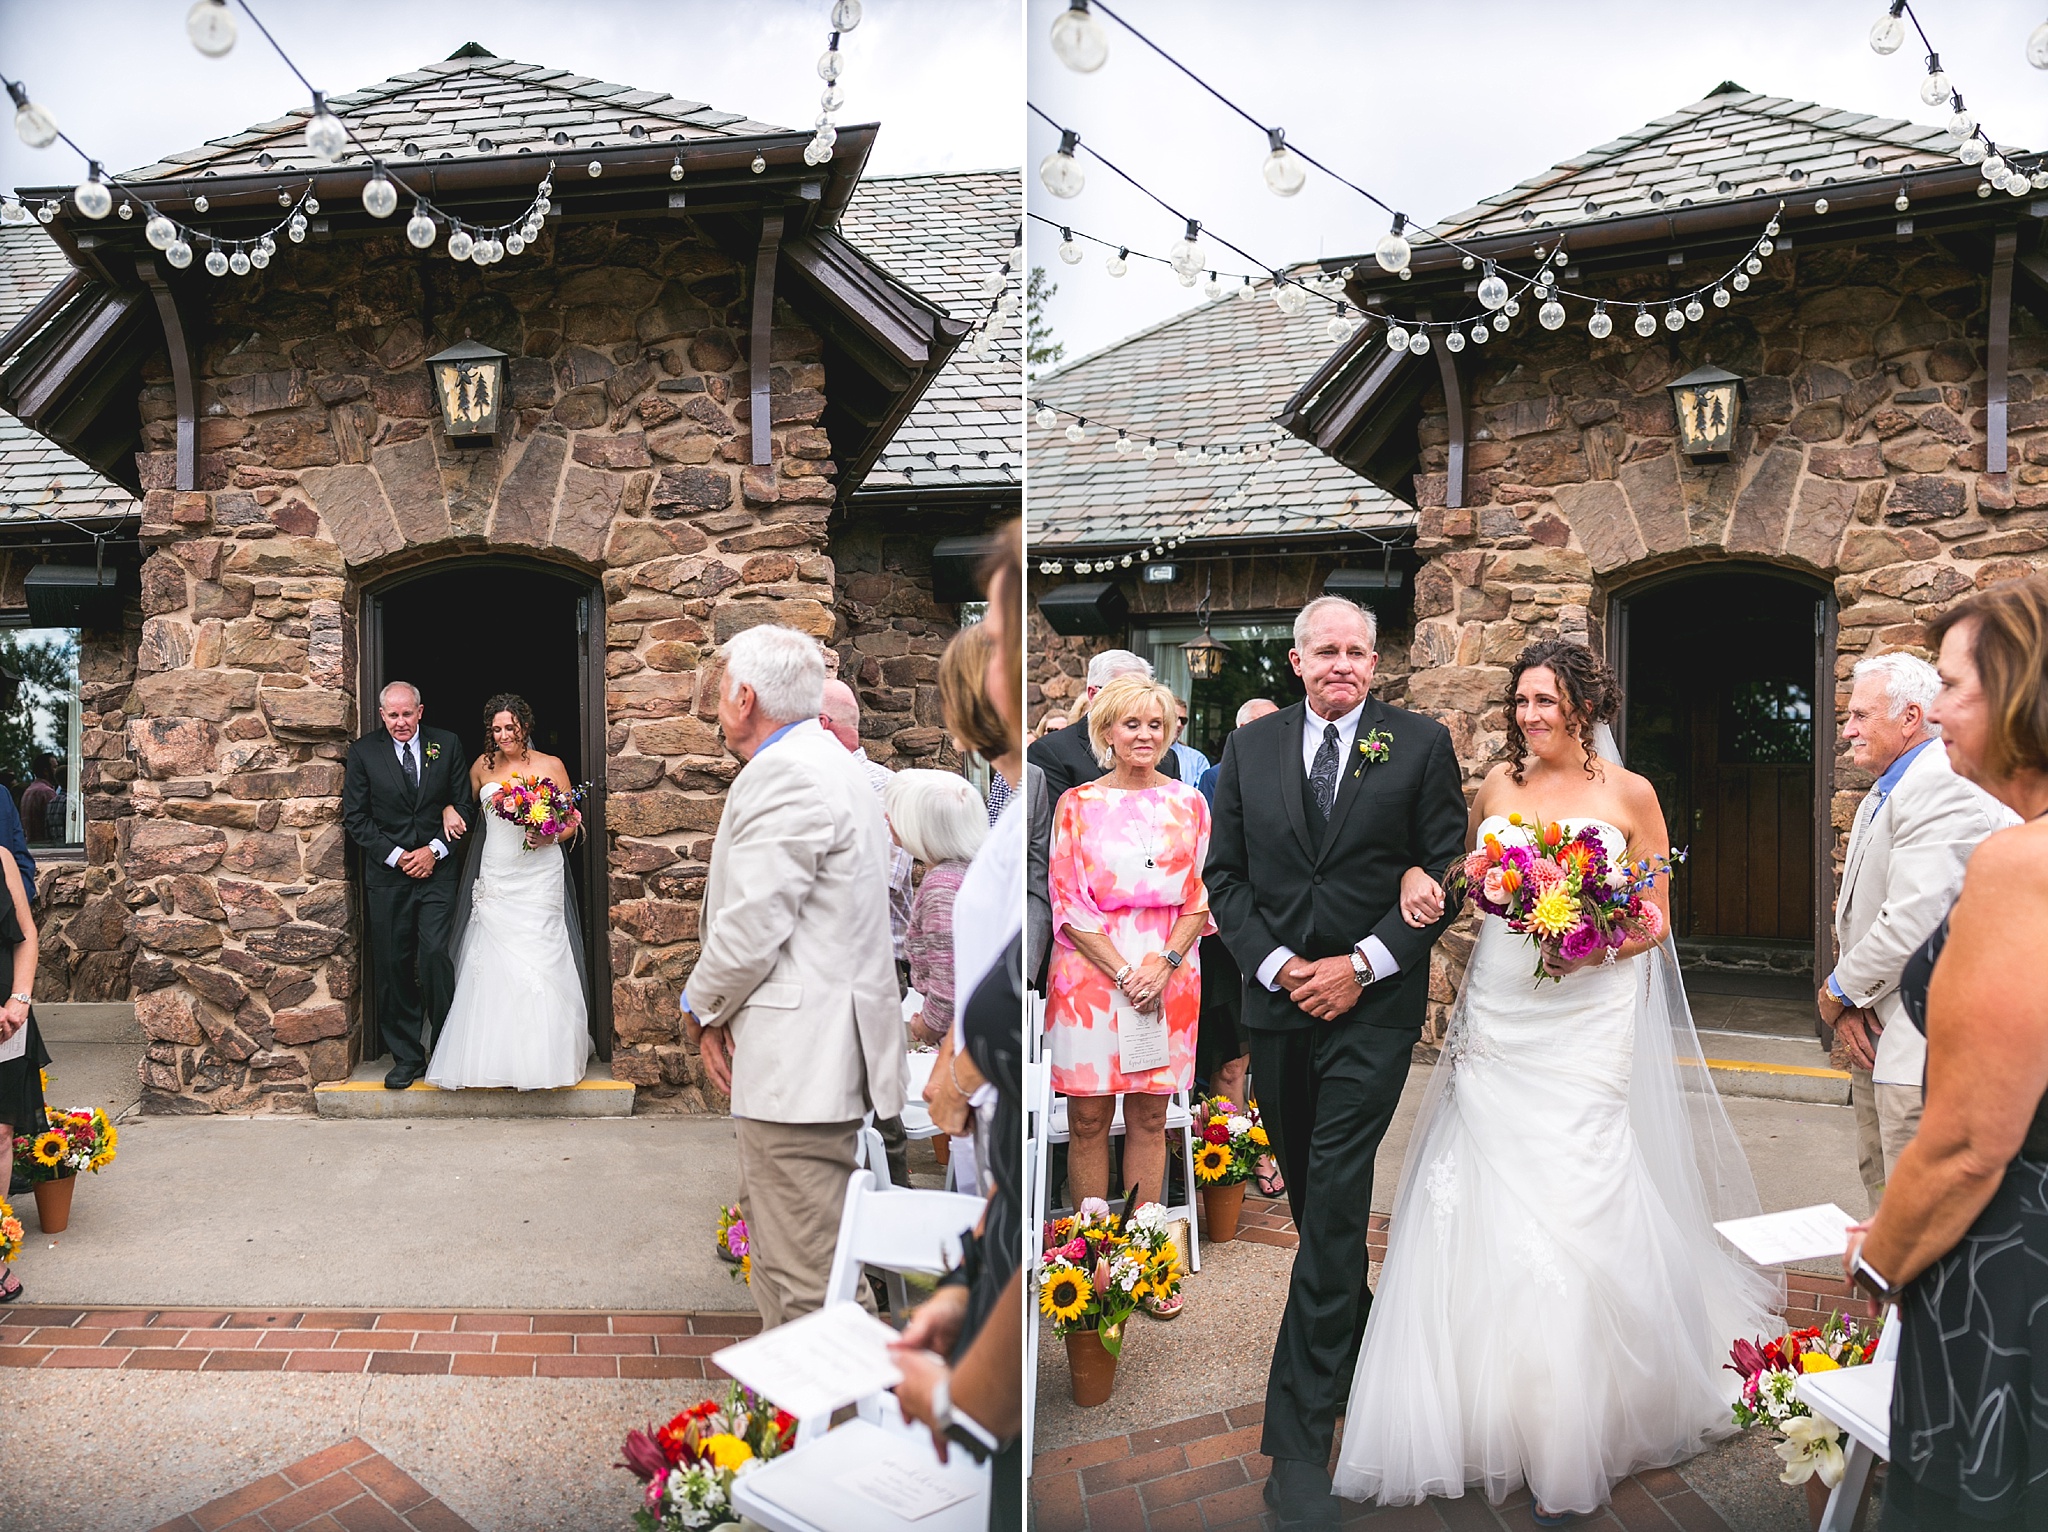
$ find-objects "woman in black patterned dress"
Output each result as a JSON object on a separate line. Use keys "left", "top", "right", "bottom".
{"left": 0, "top": 842, "right": 44, "bottom": 1304}
{"left": 1844, "top": 574, "right": 2048, "bottom": 1530}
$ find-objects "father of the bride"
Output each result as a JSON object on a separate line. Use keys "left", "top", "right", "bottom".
{"left": 1204, "top": 596, "right": 1467, "bottom": 1529}
{"left": 342, "top": 682, "right": 473, "bottom": 1088}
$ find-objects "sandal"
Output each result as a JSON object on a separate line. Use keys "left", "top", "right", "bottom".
{"left": 0, "top": 1268, "right": 20, "bottom": 1304}
{"left": 1253, "top": 1156, "right": 1286, "bottom": 1199}
{"left": 1141, "top": 1291, "right": 1184, "bottom": 1320}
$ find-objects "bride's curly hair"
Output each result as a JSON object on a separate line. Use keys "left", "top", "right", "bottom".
{"left": 482, "top": 692, "right": 537, "bottom": 769}
{"left": 1501, "top": 639, "right": 1621, "bottom": 785}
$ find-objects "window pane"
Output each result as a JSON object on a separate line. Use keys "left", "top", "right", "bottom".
{"left": 0, "top": 627, "right": 83, "bottom": 847}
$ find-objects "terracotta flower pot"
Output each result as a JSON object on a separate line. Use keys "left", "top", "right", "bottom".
{"left": 1201, "top": 1181, "right": 1247, "bottom": 1244}
{"left": 32, "top": 1173, "right": 74, "bottom": 1234}
{"left": 932, "top": 1135, "right": 950, "bottom": 1166}
{"left": 1064, "top": 1327, "right": 1120, "bottom": 1407}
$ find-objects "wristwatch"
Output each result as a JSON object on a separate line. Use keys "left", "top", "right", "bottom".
{"left": 928, "top": 1371, "right": 954, "bottom": 1433}
{"left": 8, "top": 992, "right": 28, "bottom": 1005}
{"left": 1350, "top": 951, "right": 1374, "bottom": 988}
{"left": 1852, "top": 1253, "right": 1898, "bottom": 1302}
{"left": 1163, "top": 950, "right": 1183, "bottom": 969}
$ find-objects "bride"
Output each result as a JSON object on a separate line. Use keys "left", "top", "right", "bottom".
{"left": 426, "top": 693, "right": 593, "bottom": 1091}
{"left": 1333, "top": 640, "right": 1780, "bottom": 1523}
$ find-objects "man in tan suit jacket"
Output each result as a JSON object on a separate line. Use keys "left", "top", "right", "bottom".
{"left": 1824, "top": 652, "right": 2017, "bottom": 1209}
{"left": 683, "top": 624, "right": 905, "bottom": 1327}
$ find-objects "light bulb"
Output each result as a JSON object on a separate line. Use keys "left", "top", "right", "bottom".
{"left": 670, "top": 155, "right": 684, "bottom": 181}
{"left": 1274, "top": 283, "right": 1307, "bottom": 317}
{"left": 1758, "top": 238, "right": 1774, "bottom": 258}
{"left": 447, "top": 229, "right": 472, "bottom": 260}
{"left": 1374, "top": 213, "right": 1411, "bottom": 274}
{"left": 187, "top": 0, "right": 236, "bottom": 55}
{"left": 259, "top": 235, "right": 275, "bottom": 256}
{"left": 1983, "top": 153, "right": 2006, "bottom": 180}
{"left": 194, "top": 195, "right": 210, "bottom": 213}
{"left": 1869, "top": 12, "right": 1905, "bottom": 53}
{"left": 831, "top": 0, "right": 862, "bottom": 28}
{"left": 1958, "top": 137, "right": 1987, "bottom": 165}
{"left": 751, "top": 154, "right": 766, "bottom": 174}
{"left": 2031, "top": 19, "right": 2048, "bottom": 68}
{"left": 202, "top": 246, "right": 227, "bottom": 277}
{"left": 1476, "top": 262, "right": 1509, "bottom": 310}
{"left": 1039, "top": 132, "right": 1084, "bottom": 198}
{"left": 818, "top": 48, "right": 843, "bottom": 83}
{"left": 1634, "top": 309, "right": 1658, "bottom": 337}
{"left": 0, "top": 199, "right": 22, "bottom": 226}
{"left": 362, "top": 174, "right": 397, "bottom": 218}
{"left": 1539, "top": 297, "right": 1566, "bottom": 330}
{"left": 1050, "top": 1, "right": 1109, "bottom": 72}
{"left": 1444, "top": 329, "right": 1466, "bottom": 352}
{"left": 1893, "top": 191, "right": 1910, "bottom": 212}
{"left": 1262, "top": 129, "right": 1305, "bottom": 196}
{"left": 505, "top": 232, "right": 525, "bottom": 256}
{"left": 303, "top": 196, "right": 319, "bottom": 216}
{"left": 1034, "top": 406, "right": 1056, "bottom": 430}
{"left": 288, "top": 214, "right": 308, "bottom": 243}
{"left": 8, "top": 85, "right": 56, "bottom": 150}
{"left": 1176, "top": 267, "right": 1197, "bottom": 288}
{"left": 305, "top": 93, "right": 347, "bottom": 162}
{"left": 146, "top": 213, "right": 177, "bottom": 249}
{"left": 166, "top": 239, "right": 193, "bottom": 269}
{"left": 117, "top": 202, "right": 131, "bottom": 219}
{"left": 1114, "top": 433, "right": 1131, "bottom": 455}
{"left": 1141, "top": 440, "right": 1159, "bottom": 460}
{"left": 1733, "top": 271, "right": 1751, "bottom": 291}
{"left": 1503, "top": 299, "right": 1521, "bottom": 318}
{"left": 73, "top": 174, "right": 111, "bottom": 220}
{"left": 249, "top": 245, "right": 270, "bottom": 269}
{"left": 1712, "top": 286, "right": 1731, "bottom": 307}
{"left": 1168, "top": 219, "right": 1202, "bottom": 277}
{"left": 1384, "top": 325, "right": 1410, "bottom": 352}
{"left": 1814, "top": 197, "right": 1830, "bottom": 213}
{"left": 2035, "top": 171, "right": 2048, "bottom": 190}
{"left": 1919, "top": 68, "right": 1949, "bottom": 107}
{"left": 471, "top": 240, "right": 491, "bottom": 265}
{"left": 1948, "top": 106, "right": 1975, "bottom": 138}
{"left": 521, "top": 221, "right": 540, "bottom": 242}
{"left": 1685, "top": 297, "right": 1705, "bottom": 322}
{"left": 1205, "top": 273, "right": 1224, "bottom": 300}
{"left": 1173, "top": 446, "right": 1191, "bottom": 464}
{"left": 231, "top": 248, "right": 253, "bottom": 275}
{"left": 1326, "top": 311, "right": 1350, "bottom": 342}
{"left": 2009, "top": 173, "right": 2030, "bottom": 196}
{"left": 1587, "top": 306, "right": 1613, "bottom": 339}
{"left": 1057, "top": 232, "right": 1081, "bottom": 264}
{"left": 1105, "top": 248, "right": 1127, "bottom": 277}
{"left": 1491, "top": 311, "right": 1510, "bottom": 332}
{"left": 587, "top": 160, "right": 603, "bottom": 178}
{"left": 407, "top": 206, "right": 435, "bottom": 247}
{"left": 1745, "top": 255, "right": 1763, "bottom": 275}
{"left": 1407, "top": 330, "right": 1432, "bottom": 355}
{"left": 1065, "top": 421, "right": 1086, "bottom": 443}
{"left": 1469, "top": 323, "right": 1489, "bottom": 345}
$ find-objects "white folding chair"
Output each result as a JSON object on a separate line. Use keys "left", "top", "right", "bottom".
{"left": 899, "top": 1050, "right": 958, "bottom": 1193}
{"left": 1795, "top": 1305, "right": 1900, "bottom": 1532}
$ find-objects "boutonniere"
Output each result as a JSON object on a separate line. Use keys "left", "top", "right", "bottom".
{"left": 1353, "top": 729, "right": 1393, "bottom": 777}
{"left": 423, "top": 741, "right": 441, "bottom": 763}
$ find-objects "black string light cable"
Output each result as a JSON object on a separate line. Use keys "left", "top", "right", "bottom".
{"left": 1026, "top": 392, "right": 1286, "bottom": 465}
{"left": 1867, "top": 2, "right": 2048, "bottom": 198}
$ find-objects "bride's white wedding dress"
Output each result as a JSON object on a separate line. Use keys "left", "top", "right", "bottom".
{"left": 1333, "top": 816, "right": 1780, "bottom": 1515}
{"left": 426, "top": 782, "right": 592, "bottom": 1091}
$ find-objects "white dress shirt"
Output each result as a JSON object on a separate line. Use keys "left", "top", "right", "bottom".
{"left": 1255, "top": 698, "right": 1400, "bottom": 992}
{"left": 382, "top": 734, "right": 450, "bottom": 867}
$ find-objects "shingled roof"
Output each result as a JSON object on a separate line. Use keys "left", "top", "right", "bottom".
{"left": 1418, "top": 83, "right": 2027, "bottom": 247}
{"left": 0, "top": 228, "right": 135, "bottom": 526}
{"left": 840, "top": 170, "right": 1020, "bottom": 497}
{"left": 118, "top": 46, "right": 787, "bottom": 184}
{"left": 1027, "top": 275, "right": 1410, "bottom": 551}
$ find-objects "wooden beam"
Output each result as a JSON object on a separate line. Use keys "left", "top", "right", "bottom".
{"left": 1420, "top": 304, "right": 1467, "bottom": 509}
{"left": 750, "top": 210, "right": 785, "bottom": 467}
{"left": 1988, "top": 230, "right": 2016, "bottom": 477}
{"left": 135, "top": 258, "right": 196, "bottom": 491}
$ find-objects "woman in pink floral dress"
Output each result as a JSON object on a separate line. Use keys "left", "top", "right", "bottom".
{"left": 1049, "top": 674, "right": 1213, "bottom": 1311}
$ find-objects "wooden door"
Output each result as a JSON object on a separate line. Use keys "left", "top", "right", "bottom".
{"left": 1683, "top": 685, "right": 1814, "bottom": 940}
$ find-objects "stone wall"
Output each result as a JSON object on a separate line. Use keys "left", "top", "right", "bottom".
{"left": 101, "top": 216, "right": 840, "bottom": 1112}
{"left": 1393, "top": 240, "right": 2047, "bottom": 1037}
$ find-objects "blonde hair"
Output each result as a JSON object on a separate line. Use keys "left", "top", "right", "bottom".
{"left": 884, "top": 769, "right": 988, "bottom": 865}
{"left": 1086, "top": 672, "right": 1180, "bottom": 768}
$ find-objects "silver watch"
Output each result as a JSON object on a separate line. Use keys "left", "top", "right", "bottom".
{"left": 8, "top": 992, "right": 28, "bottom": 1005}
{"left": 1350, "top": 951, "right": 1374, "bottom": 987}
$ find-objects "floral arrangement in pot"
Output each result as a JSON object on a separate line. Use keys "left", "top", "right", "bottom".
{"left": 713, "top": 1203, "right": 750, "bottom": 1285}
{"left": 11, "top": 1102, "right": 116, "bottom": 1235}
{"left": 617, "top": 1382, "right": 796, "bottom": 1530}
{"left": 1040, "top": 1196, "right": 1182, "bottom": 1405}
{"left": 1192, "top": 1094, "right": 1266, "bottom": 1242}
{"left": 0, "top": 1197, "right": 22, "bottom": 1265}
{"left": 1728, "top": 1313, "right": 1882, "bottom": 1489}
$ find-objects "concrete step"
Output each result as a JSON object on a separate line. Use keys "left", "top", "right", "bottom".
{"left": 314, "top": 1058, "right": 634, "bottom": 1118}
{"left": 1693, "top": 1028, "right": 1851, "bottom": 1106}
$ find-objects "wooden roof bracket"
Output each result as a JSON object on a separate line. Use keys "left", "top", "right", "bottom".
{"left": 1419, "top": 303, "right": 1466, "bottom": 508}
{"left": 750, "top": 209, "right": 786, "bottom": 466}
{"left": 1987, "top": 229, "right": 2016, "bottom": 477}
{"left": 135, "top": 257, "right": 195, "bottom": 491}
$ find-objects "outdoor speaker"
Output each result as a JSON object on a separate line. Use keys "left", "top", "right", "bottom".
{"left": 1037, "top": 581, "right": 1128, "bottom": 636}
{"left": 24, "top": 564, "right": 123, "bottom": 630}
{"left": 930, "top": 534, "right": 997, "bottom": 605}
{"left": 1324, "top": 565, "right": 1410, "bottom": 626}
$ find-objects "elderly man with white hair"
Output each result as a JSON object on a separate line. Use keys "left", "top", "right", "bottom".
{"left": 682, "top": 624, "right": 905, "bottom": 1327}
{"left": 1825, "top": 648, "right": 2018, "bottom": 1207}
{"left": 1028, "top": 647, "right": 1182, "bottom": 805}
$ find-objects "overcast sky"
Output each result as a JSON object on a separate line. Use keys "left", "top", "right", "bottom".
{"left": 0, "top": 0, "right": 1019, "bottom": 190}
{"left": 1028, "top": 0, "right": 2045, "bottom": 369}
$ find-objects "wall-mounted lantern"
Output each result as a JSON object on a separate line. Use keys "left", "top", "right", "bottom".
{"left": 1667, "top": 362, "right": 1744, "bottom": 462}
{"left": 427, "top": 338, "right": 508, "bottom": 440}
{"left": 1181, "top": 572, "right": 1231, "bottom": 679}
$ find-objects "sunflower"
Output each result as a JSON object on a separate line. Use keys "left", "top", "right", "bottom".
{"left": 1194, "top": 1143, "right": 1233, "bottom": 1184}
{"left": 1040, "top": 1267, "right": 1090, "bottom": 1323}
{"left": 30, "top": 1131, "right": 66, "bottom": 1168}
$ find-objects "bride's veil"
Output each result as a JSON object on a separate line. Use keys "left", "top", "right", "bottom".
{"left": 1591, "top": 722, "right": 1784, "bottom": 1324}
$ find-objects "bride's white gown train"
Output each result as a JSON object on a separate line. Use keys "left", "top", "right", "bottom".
{"left": 426, "top": 783, "right": 592, "bottom": 1091}
{"left": 1333, "top": 817, "right": 1779, "bottom": 1515}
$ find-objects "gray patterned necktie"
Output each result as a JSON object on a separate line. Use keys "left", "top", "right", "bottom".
{"left": 1311, "top": 722, "right": 1339, "bottom": 819}
{"left": 401, "top": 740, "right": 419, "bottom": 789}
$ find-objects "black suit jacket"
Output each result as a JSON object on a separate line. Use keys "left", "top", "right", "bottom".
{"left": 1204, "top": 697, "right": 1468, "bottom": 1034}
{"left": 342, "top": 727, "right": 473, "bottom": 888}
{"left": 1028, "top": 715, "right": 1180, "bottom": 806}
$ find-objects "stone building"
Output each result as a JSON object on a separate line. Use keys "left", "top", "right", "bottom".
{"left": 1025, "top": 275, "right": 1413, "bottom": 761}
{"left": 1284, "top": 84, "right": 2046, "bottom": 999}
{"left": 0, "top": 48, "right": 1019, "bottom": 1111}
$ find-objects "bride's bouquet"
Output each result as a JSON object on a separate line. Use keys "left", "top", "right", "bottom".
{"left": 617, "top": 1383, "right": 796, "bottom": 1531}
{"left": 1727, "top": 1315, "right": 1882, "bottom": 1487}
{"left": 489, "top": 773, "right": 589, "bottom": 847}
{"left": 1445, "top": 813, "right": 1683, "bottom": 983}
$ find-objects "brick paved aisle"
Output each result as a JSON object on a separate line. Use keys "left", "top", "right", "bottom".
{"left": 1030, "top": 1191, "right": 1854, "bottom": 1532}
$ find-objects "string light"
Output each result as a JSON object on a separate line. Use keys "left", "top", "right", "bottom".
{"left": 1040, "top": 127, "right": 1085, "bottom": 198}
{"left": 1026, "top": 213, "right": 1341, "bottom": 314}
{"left": 1867, "top": 4, "right": 2046, "bottom": 192}
{"left": 1029, "top": 395, "right": 1283, "bottom": 466}
{"left": 1050, "top": 0, "right": 1110, "bottom": 73}
{"left": 7, "top": 79, "right": 56, "bottom": 149}
{"left": 807, "top": 1, "right": 860, "bottom": 164}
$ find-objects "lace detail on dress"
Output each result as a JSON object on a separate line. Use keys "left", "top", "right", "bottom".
{"left": 1442, "top": 1011, "right": 1504, "bottom": 1069}
{"left": 1515, "top": 1222, "right": 1568, "bottom": 1297}
{"left": 1426, "top": 1150, "right": 1459, "bottom": 1247}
